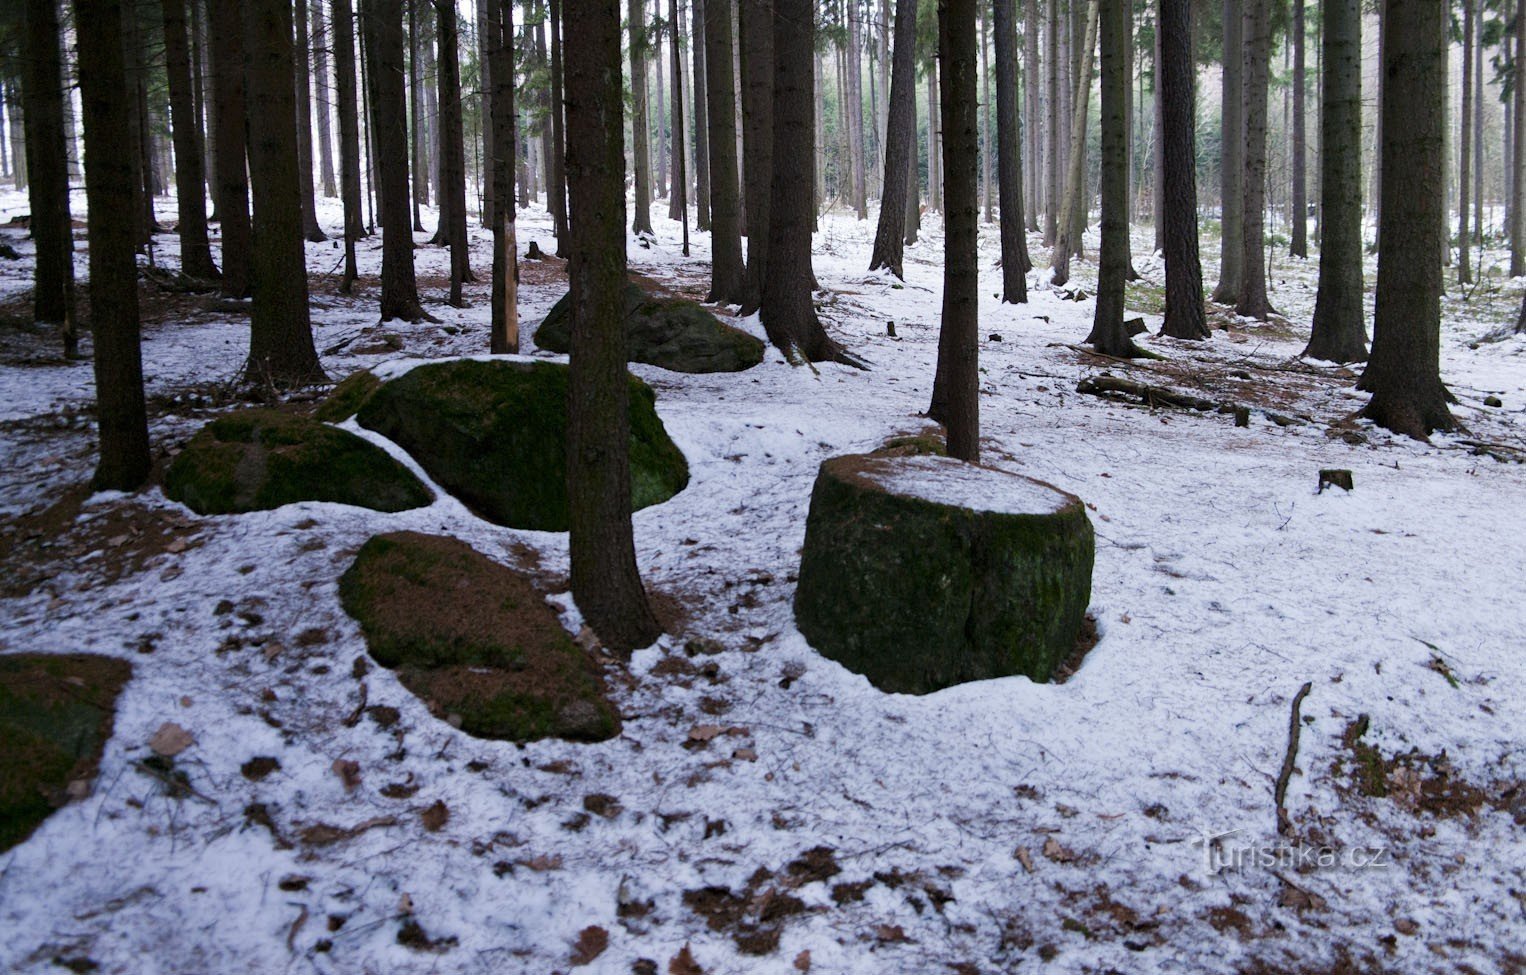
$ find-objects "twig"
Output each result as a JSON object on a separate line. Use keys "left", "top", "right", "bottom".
{"left": 1275, "top": 682, "right": 1314, "bottom": 837}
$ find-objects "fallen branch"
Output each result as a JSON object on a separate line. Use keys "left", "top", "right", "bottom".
{"left": 1275, "top": 681, "right": 1314, "bottom": 837}
{"left": 1076, "top": 375, "right": 1305, "bottom": 428}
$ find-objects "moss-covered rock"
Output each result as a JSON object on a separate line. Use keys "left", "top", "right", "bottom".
{"left": 535, "top": 281, "right": 765, "bottom": 373}
{"left": 338, "top": 531, "right": 619, "bottom": 742}
{"left": 1, "top": 654, "right": 131, "bottom": 851}
{"left": 355, "top": 359, "right": 688, "bottom": 531}
{"left": 164, "top": 409, "right": 433, "bottom": 515}
{"left": 315, "top": 369, "right": 383, "bottom": 422}
{"left": 793, "top": 454, "right": 1094, "bottom": 694}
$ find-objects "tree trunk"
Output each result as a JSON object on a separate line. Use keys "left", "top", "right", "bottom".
{"left": 926, "top": 61, "right": 941, "bottom": 211}
{"left": 630, "top": 0, "right": 655, "bottom": 236}
{"left": 928, "top": 0, "right": 980, "bottom": 461}
{"left": 1513, "top": 0, "right": 1526, "bottom": 276}
{"left": 1048, "top": 0, "right": 1097, "bottom": 286}
{"left": 693, "top": 0, "right": 711, "bottom": 230}
{"left": 437, "top": 0, "right": 471, "bottom": 303}
{"left": 293, "top": 0, "right": 327, "bottom": 240}
{"left": 847, "top": 0, "right": 868, "bottom": 218}
{"left": 313, "top": 0, "right": 337, "bottom": 197}
{"left": 1159, "top": 0, "right": 1207, "bottom": 340}
{"left": 161, "top": 0, "right": 220, "bottom": 280}
{"left": 563, "top": 0, "right": 663, "bottom": 652}
{"left": 408, "top": 0, "right": 426, "bottom": 230}
{"left": 363, "top": 0, "right": 430, "bottom": 322}
{"left": 1304, "top": 0, "right": 1366, "bottom": 362}
{"left": 1087, "top": 0, "right": 1140, "bottom": 356}
{"left": 1290, "top": 0, "right": 1306, "bottom": 258}
{"left": 7, "top": 86, "right": 28, "bottom": 189}
{"left": 242, "top": 0, "right": 325, "bottom": 385}
{"left": 1043, "top": 0, "right": 1060, "bottom": 244}
{"left": 1474, "top": 18, "right": 1483, "bottom": 247}
{"left": 1152, "top": 10, "right": 1164, "bottom": 252}
{"left": 868, "top": 0, "right": 916, "bottom": 277}
{"left": 705, "top": 0, "right": 747, "bottom": 302}
{"left": 23, "top": 0, "right": 78, "bottom": 356}
{"left": 209, "top": 0, "right": 252, "bottom": 297}
{"left": 655, "top": 5, "right": 669, "bottom": 203}
{"left": 1459, "top": 0, "right": 1473, "bottom": 285}
{"left": 549, "top": 0, "right": 569, "bottom": 252}
{"left": 1211, "top": 0, "right": 1243, "bottom": 304}
{"left": 486, "top": 0, "right": 518, "bottom": 351}
{"left": 738, "top": 0, "right": 773, "bottom": 312}
{"left": 75, "top": 0, "right": 151, "bottom": 489}
{"left": 993, "top": 0, "right": 1029, "bottom": 300}
{"left": 980, "top": 2, "right": 993, "bottom": 223}
{"left": 334, "top": 0, "right": 363, "bottom": 291}
{"left": 761, "top": 0, "right": 852, "bottom": 364}
{"left": 1024, "top": 0, "right": 1041, "bottom": 232}
{"left": 1234, "top": 0, "right": 1274, "bottom": 320}
{"left": 122, "top": 4, "right": 156, "bottom": 244}
{"left": 1358, "top": 0, "right": 1454, "bottom": 439}
{"left": 669, "top": 0, "right": 690, "bottom": 250}
{"left": 905, "top": 76, "right": 919, "bottom": 244}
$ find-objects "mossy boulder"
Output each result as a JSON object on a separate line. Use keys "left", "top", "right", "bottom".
{"left": 355, "top": 358, "right": 688, "bottom": 531}
{"left": 164, "top": 409, "right": 433, "bottom": 515}
{"left": 315, "top": 369, "right": 383, "bottom": 423}
{"left": 535, "top": 281, "right": 765, "bottom": 373}
{"left": 1, "top": 654, "right": 131, "bottom": 851}
{"left": 793, "top": 454, "right": 1094, "bottom": 694}
{"left": 338, "top": 531, "right": 619, "bottom": 742}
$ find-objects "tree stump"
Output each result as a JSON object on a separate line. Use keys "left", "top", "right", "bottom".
{"left": 793, "top": 454, "right": 1095, "bottom": 694}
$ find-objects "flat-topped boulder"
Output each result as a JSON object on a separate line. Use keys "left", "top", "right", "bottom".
{"left": 793, "top": 453, "right": 1094, "bottom": 694}
{"left": 163, "top": 409, "right": 433, "bottom": 515}
{"left": 339, "top": 531, "right": 619, "bottom": 742}
{"left": 354, "top": 359, "right": 688, "bottom": 531}
{"left": 535, "top": 281, "right": 765, "bottom": 373}
{"left": 1, "top": 654, "right": 132, "bottom": 851}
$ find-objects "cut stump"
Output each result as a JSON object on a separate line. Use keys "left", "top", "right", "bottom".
{"left": 793, "top": 454, "right": 1094, "bottom": 694}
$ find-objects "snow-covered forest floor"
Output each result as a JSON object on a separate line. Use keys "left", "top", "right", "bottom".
{"left": 1, "top": 187, "right": 1524, "bottom": 975}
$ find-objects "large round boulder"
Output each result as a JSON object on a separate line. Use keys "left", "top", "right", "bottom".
{"left": 793, "top": 454, "right": 1094, "bottom": 694}
{"left": 1, "top": 654, "right": 131, "bottom": 851}
{"left": 339, "top": 531, "right": 619, "bottom": 742}
{"left": 163, "top": 409, "right": 433, "bottom": 515}
{"left": 354, "top": 359, "right": 688, "bottom": 531}
{"left": 535, "top": 281, "right": 765, "bottom": 373}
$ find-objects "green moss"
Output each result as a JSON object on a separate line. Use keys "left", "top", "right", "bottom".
{"left": 0, "top": 655, "right": 131, "bottom": 852}
{"left": 316, "top": 370, "right": 383, "bottom": 422}
{"left": 338, "top": 532, "right": 619, "bottom": 743}
{"left": 793, "top": 455, "right": 1094, "bottom": 694}
{"left": 873, "top": 433, "right": 948, "bottom": 457}
{"left": 356, "top": 359, "right": 687, "bottom": 531}
{"left": 536, "top": 281, "right": 765, "bottom": 373}
{"left": 164, "top": 409, "right": 433, "bottom": 515}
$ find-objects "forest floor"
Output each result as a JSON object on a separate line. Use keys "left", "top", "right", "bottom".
{"left": 1, "top": 188, "right": 1524, "bottom": 975}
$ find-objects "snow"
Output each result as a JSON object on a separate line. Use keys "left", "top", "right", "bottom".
{"left": 856, "top": 453, "right": 1077, "bottom": 515}
{"left": 1, "top": 187, "right": 1524, "bottom": 974}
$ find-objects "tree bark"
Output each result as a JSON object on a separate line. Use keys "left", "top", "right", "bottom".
{"left": 846, "top": 0, "right": 868, "bottom": 218}
{"left": 928, "top": 0, "right": 981, "bottom": 461}
{"left": 1290, "top": 0, "right": 1307, "bottom": 258}
{"left": 1304, "top": 0, "right": 1366, "bottom": 362}
{"left": 23, "top": 0, "right": 78, "bottom": 356}
{"left": 1211, "top": 0, "right": 1243, "bottom": 304}
{"left": 1087, "top": 0, "right": 1140, "bottom": 356}
{"left": 1048, "top": 0, "right": 1097, "bottom": 286}
{"left": 161, "top": 0, "right": 220, "bottom": 280}
{"left": 761, "top": 0, "right": 852, "bottom": 364}
{"left": 1024, "top": 0, "right": 1041, "bottom": 232}
{"left": 549, "top": 0, "right": 569, "bottom": 252}
{"left": 293, "top": 0, "right": 327, "bottom": 240}
{"left": 630, "top": 0, "right": 655, "bottom": 236}
{"left": 693, "top": 0, "right": 711, "bottom": 230}
{"left": 868, "top": 0, "right": 916, "bottom": 277}
{"left": 1358, "top": 0, "right": 1453, "bottom": 438}
{"left": 242, "top": 0, "right": 325, "bottom": 385}
{"left": 1234, "top": 0, "right": 1274, "bottom": 320}
{"left": 437, "top": 0, "right": 471, "bottom": 303}
{"left": 669, "top": 0, "right": 690, "bottom": 251}
{"left": 1513, "top": 0, "right": 1526, "bottom": 275}
{"left": 738, "top": 0, "right": 773, "bottom": 312}
{"left": 904, "top": 76, "right": 919, "bottom": 244}
{"left": 313, "top": 0, "right": 337, "bottom": 198}
{"left": 1459, "top": 0, "right": 1473, "bottom": 285}
{"left": 208, "top": 0, "right": 252, "bottom": 297}
{"left": 486, "top": 0, "right": 518, "bottom": 351}
{"left": 408, "top": 0, "right": 426, "bottom": 230}
{"left": 563, "top": 0, "right": 663, "bottom": 652}
{"left": 1158, "top": 0, "right": 1207, "bottom": 340}
{"left": 75, "top": 0, "right": 151, "bottom": 489}
{"left": 705, "top": 0, "right": 747, "bottom": 303}
{"left": 993, "top": 0, "right": 1029, "bottom": 301}
{"left": 362, "top": 0, "right": 430, "bottom": 322}
{"left": 333, "top": 0, "right": 363, "bottom": 291}
{"left": 1043, "top": 0, "right": 1060, "bottom": 245}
